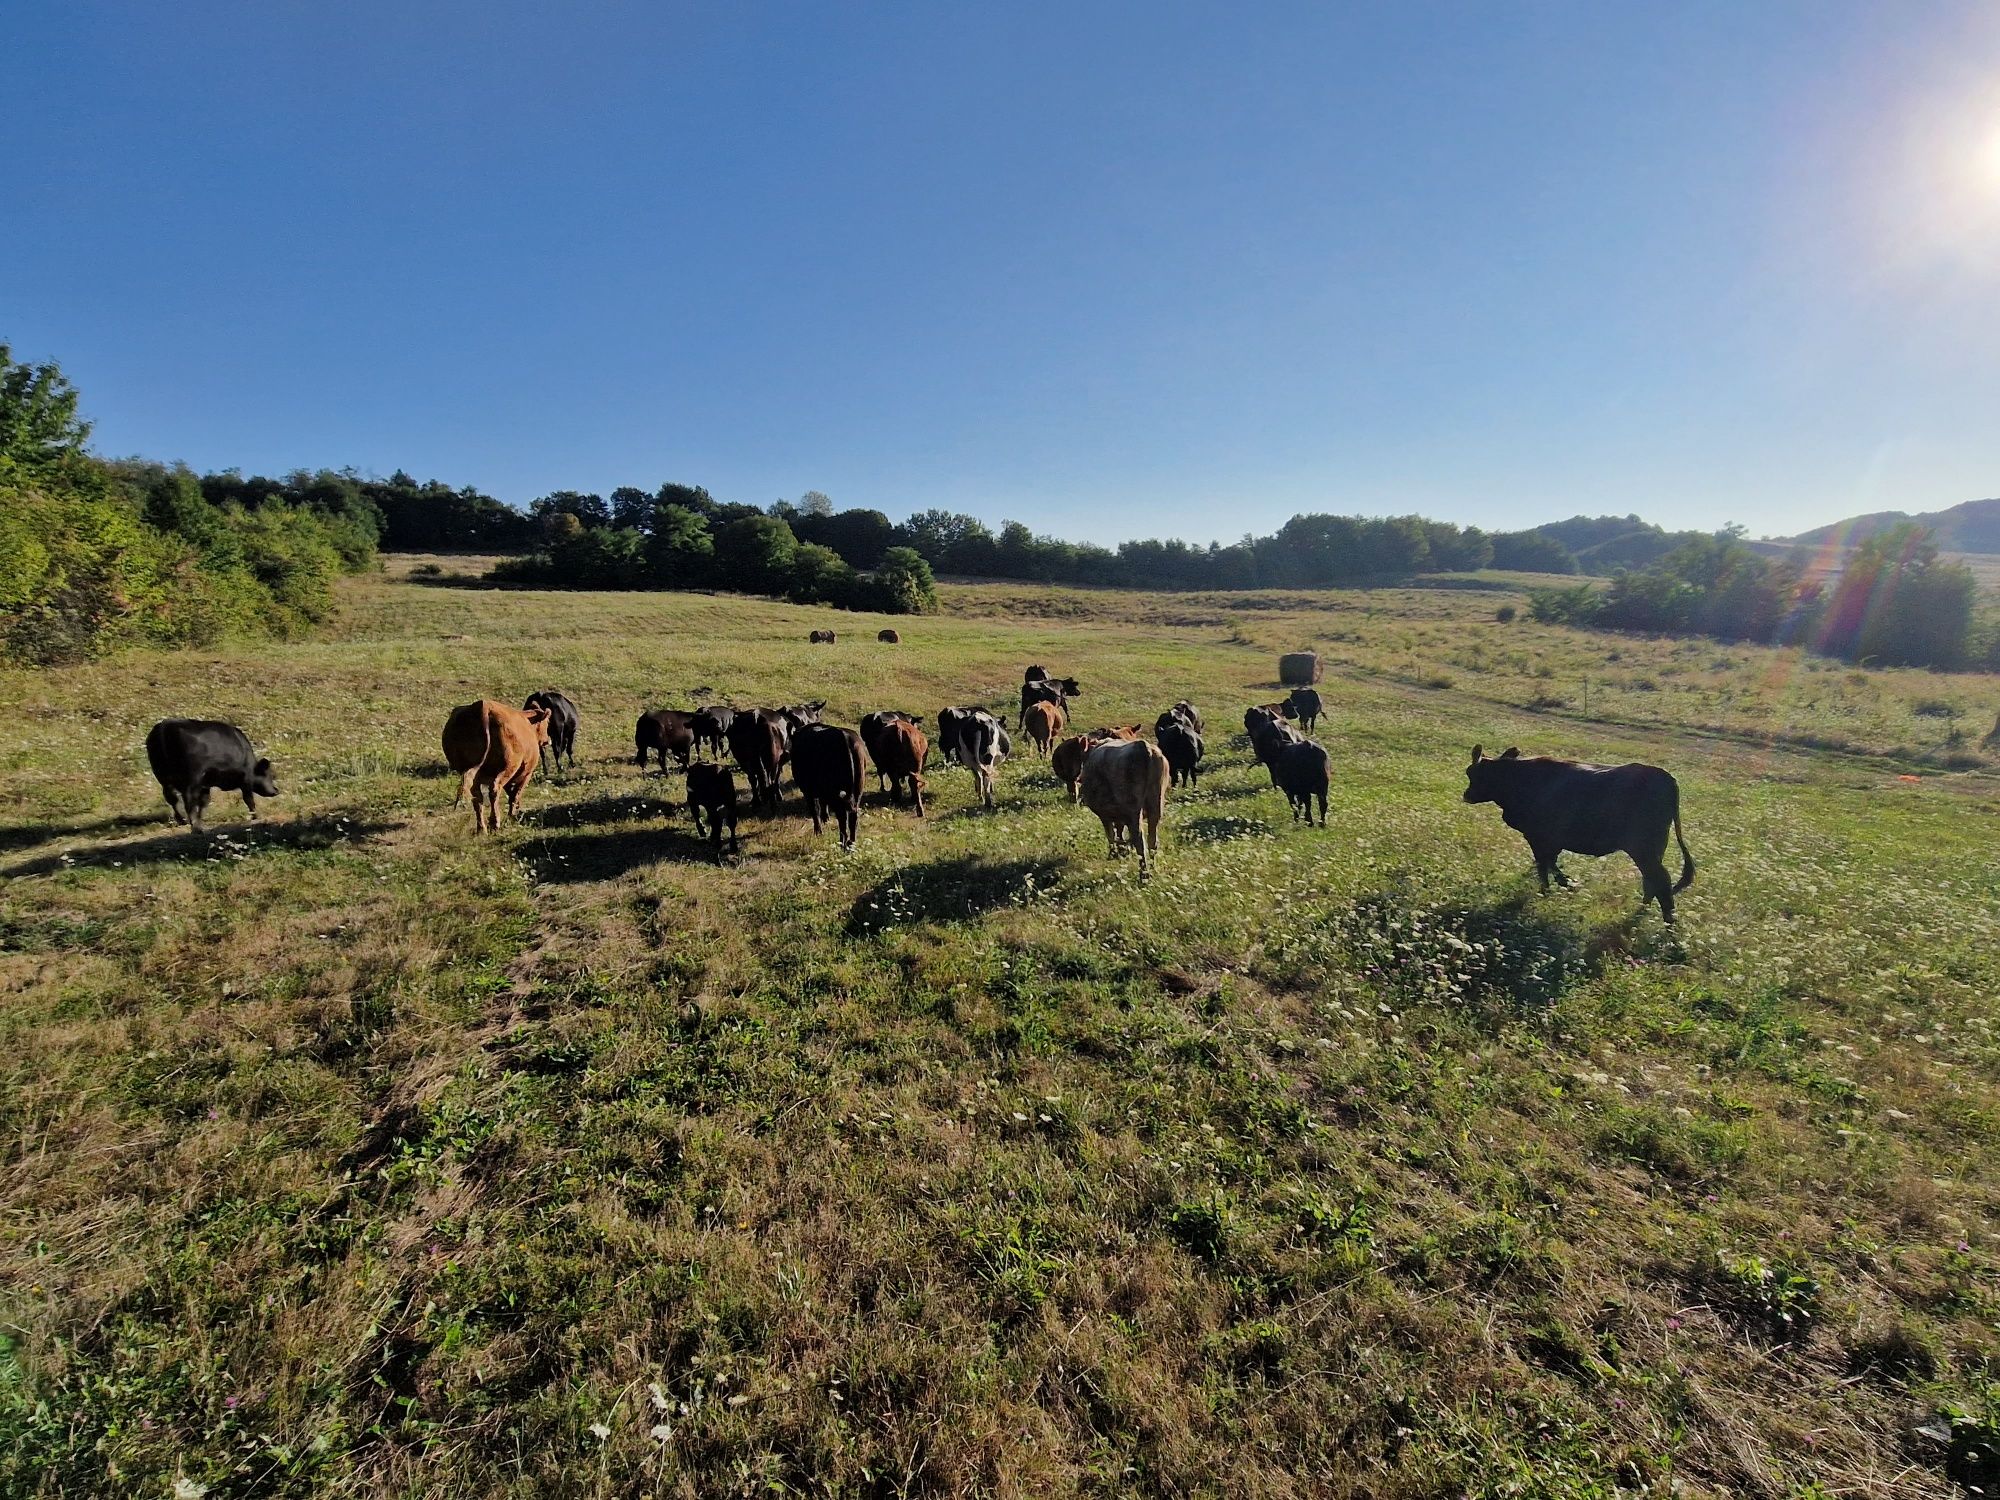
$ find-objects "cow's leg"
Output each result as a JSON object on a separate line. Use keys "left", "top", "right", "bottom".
{"left": 1528, "top": 843, "right": 1557, "bottom": 891}
{"left": 162, "top": 785, "right": 185, "bottom": 825}
{"left": 689, "top": 802, "right": 707, "bottom": 837}
{"left": 725, "top": 811, "right": 739, "bottom": 854}
{"left": 809, "top": 798, "right": 825, "bottom": 836}
{"left": 1315, "top": 790, "right": 1327, "bottom": 827}
{"left": 1632, "top": 851, "right": 1675, "bottom": 922}
{"left": 842, "top": 801, "right": 858, "bottom": 848}
{"left": 912, "top": 778, "right": 925, "bottom": 819}
{"left": 242, "top": 789, "right": 258, "bottom": 820}
{"left": 187, "top": 786, "right": 211, "bottom": 833}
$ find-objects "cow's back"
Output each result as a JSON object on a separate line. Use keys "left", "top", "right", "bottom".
{"left": 1499, "top": 758, "right": 1675, "bottom": 856}
{"left": 442, "top": 702, "right": 493, "bottom": 772}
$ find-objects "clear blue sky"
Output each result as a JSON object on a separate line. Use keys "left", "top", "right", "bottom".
{"left": 9, "top": 2, "right": 2000, "bottom": 543}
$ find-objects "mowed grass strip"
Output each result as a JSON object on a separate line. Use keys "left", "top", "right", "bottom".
{"left": 2, "top": 567, "right": 1997, "bottom": 1498}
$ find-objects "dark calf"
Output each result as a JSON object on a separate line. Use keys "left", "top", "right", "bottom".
{"left": 524, "top": 690, "right": 579, "bottom": 770}
{"left": 690, "top": 705, "right": 736, "bottom": 760}
{"left": 636, "top": 709, "right": 697, "bottom": 771}
{"left": 1462, "top": 745, "right": 1697, "bottom": 923}
{"left": 146, "top": 719, "right": 279, "bottom": 833}
{"left": 1283, "top": 688, "right": 1322, "bottom": 733}
{"left": 685, "top": 762, "right": 739, "bottom": 858}
{"left": 728, "top": 713, "right": 787, "bottom": 811}
{"left": 1275, "top": 739, "right": 1329, "bottom": 826}
{"left": 1156, "top": 720, "right": 1204, "bottom": 788}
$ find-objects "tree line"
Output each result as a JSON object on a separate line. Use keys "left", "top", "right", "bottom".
{"left": 1, "top": 347, "right": 380, "bottom": 666}
{"left": 1527, "top": 527, "right": 1996, "bottom": 670}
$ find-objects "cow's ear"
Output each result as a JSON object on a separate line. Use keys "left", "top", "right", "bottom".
{"left": 1470, "top": 744, "right": 1483, "bottom": 761}
{"left": 1500, "top": 746, "right": 1520, "bottom": 759}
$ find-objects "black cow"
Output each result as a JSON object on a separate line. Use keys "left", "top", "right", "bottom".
{"left": 1248, "top": 714, "right": 1301, "bottom": 786}
{"left": 727, "top": 712, "right": 786, "bottom": 811}
{"left": 1166, "top": 699, "right": 1204, "bottom": 734}
{"left": 146, "top": 719, "right": 279, "bottom": 833}
{"left": 685, "top": 762, "right": 739, "bottom": 858}
{"left": 690, "top": 705, "right": 736, "bottom": 760}
{"left": 938, "top": 706, "right": 1010, "bottom": 808}
{"left": 1275, "top": 739, "right": 1329, "bottom": 826}
{"left": 1023, "top": 665, "right": 1049, "bottom": 684}
{"left": 1283, "top": 688, "right": 1323, "bottom": 733}
{"left": 1156, "top": 719, "right": 1204, "bottom": 789}
{"left": 1463, "top": 745, "right": 1697, "bottom": 923}
{"left": 792, "top": 723, "right": 865, "bottom": 847}
{"left": 636, "top": 709, "right": 697, "bottom": 772}
{"left": 524, "top": 690, "right": 579, "bottom": 771}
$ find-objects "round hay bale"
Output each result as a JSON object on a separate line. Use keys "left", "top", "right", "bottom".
{"left": 878, "top": 628, "right": 901, "bottom": 644}
{"left": 1279, "top": 651, "right": 1323, "bottom": 686}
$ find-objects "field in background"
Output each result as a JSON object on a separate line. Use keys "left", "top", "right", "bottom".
{"left": 3, "top": 563, "right": 1998, "bottom": 1497}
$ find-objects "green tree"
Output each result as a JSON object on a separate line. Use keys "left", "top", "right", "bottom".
{"left": 715, "top": 515, "right": 799, "bottom": 593}
{"left": 870, "top": 546, "right": 938, "bottom": 614}
{"left": 0, "top": 344, "right": 92, "bottom": 481}
{"left": 645, "top": 505, "right": 715, "bottom": 586}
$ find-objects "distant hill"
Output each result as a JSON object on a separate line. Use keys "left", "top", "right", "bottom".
{"left": 1507, "top": 514, "right": 1711, "bottom": 576}
{"left": 1788, "top": 497, "right": 2000, "bottom": 555}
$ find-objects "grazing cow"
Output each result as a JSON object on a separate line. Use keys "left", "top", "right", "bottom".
{"left": 1283, "top": 688, "right": 1323, "bottom": 733}
{"left": 1079, "top": 738, "right": 1170, "bottom": 876}
{"left": 145, "top": 719, "right": 279, "bottom": 833}
{"left": 1023, "top": 697, "right": 1067, "bottom": 756}
{"left": 636, "top": 709, "right": 698, "bottom": 772}
{"left": 809, "top": 629, "right": 837, "bottom": 644}
{"left": 1023, "top": 665, "right": 1049, "bottom": 684}
{"left": 792, "top": 723, "right": 866, "bottom": 847}
{"left": 878, "top": 628, "right": 900, "bottom": 643}
{"left": 1275, "top": 739, "right": 1329, "bottom": 826}
{"left": 524, "top": 690, "right": 579, "bottom": 771}
{"left": 1051, "top": 733, "right": 1098, "bottom": 803}
{"left": 1157, "top": 719, "right": 1204, "bottom": 789}
{"left": 443, "top": 700, "right": 550, "bottom": 833}
{"left": 1248, "top": 714, "right": 1301, "bottom": 786}
{"left": 685, "top": 762, "right": 739, "bottom": 858}
{"left": 727, "top": 712, "right": 787, "bottom": 811}
{"left": 1462, "top": 746, "right": 1697, "bottom": 923}
{"left": 690, "top": 705, "right": 736, "bottom": 760}
{"left": 860, "top": 712, "right": 927, "bottom": 809}
{"left": 1168, "top": 700, "right": 1204, "bottom": 734}
{"left": 938, "top": 706, "right": 1010, "bottom": 807}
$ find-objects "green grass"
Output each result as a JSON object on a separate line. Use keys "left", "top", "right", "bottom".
{"left": 2, "top": 563, "right": 1997, "bottom": 1497}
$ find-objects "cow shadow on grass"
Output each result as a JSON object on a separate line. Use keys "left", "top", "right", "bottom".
{"left": 0, "top": 813, "right": 157, "bottom": 856}
{"left": 523, "top": 823, "right": 727, "bottom": 883}
{"left": 1, "top": 814, "right": 404, "bottom": 878}
{"left": 846, "top": 854, "right": 1064, "bottom": 936}
{"left": 522, "top": 792, "right": 679, "bottom": 831}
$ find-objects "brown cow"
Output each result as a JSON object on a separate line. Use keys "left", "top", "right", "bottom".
{"left": 728, "top": 712, "right": 787, "bottom": 811}
{"left": 1086, "top": 724, "right": 1142, "bottom": 741}
{"left": 864, "top": 716, "right": 929, "bottom": 815}
{"left": 1051, "top": 732, "right": 1098, "bottom": 803}
{"left": 1463, "top": 745, "right": 1696, "bottom": 923}
{"left": 443, "top": 700, "right": 550, "bottom": 833}
{"left": 1023, "top": 697, "right": 1067, "bottom": 756}
{"left": 1079, "top": 738, "right": 1170, "bottom": 876}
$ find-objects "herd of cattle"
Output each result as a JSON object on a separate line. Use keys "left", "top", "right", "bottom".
{"left": 137, "top": 661, "right": 1696, "bottom": 918}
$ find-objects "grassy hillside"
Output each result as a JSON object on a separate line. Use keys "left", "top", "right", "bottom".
{"left": 3, "top": 565, "right": 1997, "bottom": 1498}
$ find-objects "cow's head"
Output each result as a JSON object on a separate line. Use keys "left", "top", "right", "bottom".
{"left": 250, "top": 758, "right": 280, "bottom": 797}
{"left": 1058, "top": 677, "right": 1081, "bottom": 698}
{"left": 1463, "top": 744, "right": 1519, "bottom": 803}
{"left": 524, "top": 706, "right": 552, "bottom": 745}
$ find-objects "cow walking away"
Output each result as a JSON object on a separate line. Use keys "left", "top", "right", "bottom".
{"left": 792, "top": 722, "right": 866, "bottom": 847}
{"left": 1023, "top": 697, "right": 1067, "bottom": 756}
{"left": 1166, "top": 700, "right": 1204, "bottom": 734}
{"left": 145, "top": 719, "right": 280, "bottom": 833}
{"left": 443, "top": 700, "right": 550, "bottom": 833}
{"left": 860, "top": 712, "right": 928, "bottom": 814}
{"left": 728, "top": 712, "right": 788, "bottom": 812}
{"left": 1079, "top": 738, "right": 1170, "bottom": 876}
{"left": 1019, "top": 675, "right": 1080, "bottom": 733}
{"left": 1283, "top": 688, "right": 1322, "bottom": 733}
{"left": 1155, "top": 715, "right": 1204, "bottom": 788}
{"left": 685, "top": 762, "right": 739, "bottom": 858}
{"left": 1247, "top": 712, "right": 1301, "bottom": 786}
{"left": 938, "top": 706, "right": 1011, "bottom": 808}
{"left": 691, "top": 705, "right": 736, "bottom": 760}
{"left": 1051, "top": 733, "right": 1096, "bottom": 803}
{"left": 1275, "top": 739, "right": 1329, "bottom": 826}
{"left": 524, "top": 690, "right": 579, "bottom": 771}
{"left": 1462, "top": 746, "right": 1696, "bottom": 923}
{"left": 636, "top": 709, "right": 697, "bottom": 772}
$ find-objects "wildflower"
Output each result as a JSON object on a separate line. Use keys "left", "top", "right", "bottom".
{"left": 589, "top": 1422, "right": 611, "bottom": 1440}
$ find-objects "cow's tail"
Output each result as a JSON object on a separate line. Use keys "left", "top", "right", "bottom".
{"left": 846, "top": 732, "right": 865, "bottom": 812}
{"left": 634, "top": 716, "right": 649, "bottom": 767}
{"left": 1672, "top": 811, "right": 1695, "bottom": 891}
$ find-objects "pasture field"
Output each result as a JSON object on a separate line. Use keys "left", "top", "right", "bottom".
{"left": 3, "top": 563, "right": 1998, "bottom": 1498}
